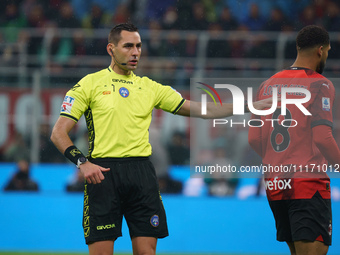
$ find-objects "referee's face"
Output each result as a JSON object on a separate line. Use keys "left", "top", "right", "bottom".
{"left": 111, "top": 30, "right": 142, "bottom": 74}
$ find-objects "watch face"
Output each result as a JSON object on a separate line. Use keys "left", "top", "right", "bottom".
{"left": 79, "top": 157, "right": 87, "bottom": 163}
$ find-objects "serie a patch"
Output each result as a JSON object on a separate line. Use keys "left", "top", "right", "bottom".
{"left": 322, "top": 97, "right": 330, "bottom": 111}
{"left": 61, "top": 95, "right": 75, "bottom": 114}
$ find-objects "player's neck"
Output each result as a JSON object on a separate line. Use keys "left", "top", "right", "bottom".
{"left": 291, "top": 56, "right": 318, "bottom": 72}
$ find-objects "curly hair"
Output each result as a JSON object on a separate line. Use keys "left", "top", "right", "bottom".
{"left": 296, "top": 25, "right": 329, "bottom": 50}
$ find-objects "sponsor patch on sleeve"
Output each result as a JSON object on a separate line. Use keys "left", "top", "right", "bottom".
{"left": 61, "top": 95, "right": 75, "bottom": 114}
{"left": 322, "top": 97, "right": 330, "bottom": 111}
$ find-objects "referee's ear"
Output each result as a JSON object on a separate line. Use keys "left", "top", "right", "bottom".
{"left": 107, "top": 43, "right": 114, "bottom": 57}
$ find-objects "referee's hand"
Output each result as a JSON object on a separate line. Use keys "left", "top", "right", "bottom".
{"left": 79, "top": 162, "right": 110, "bottom": 184}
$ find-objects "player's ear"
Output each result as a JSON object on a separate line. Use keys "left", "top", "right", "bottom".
{"left": 317, "top": 45, "right": 323, "bottom": 57}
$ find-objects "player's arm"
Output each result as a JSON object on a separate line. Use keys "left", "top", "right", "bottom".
{"left": 50, "top": 116, "right": 110, "bottom": 184}
{"left": 176, "top": 98, "right": 273, "bottom": 118}
{"left": 312, "top": 125, "right": 340, "bottom": 166}
{"left": 310, "top": 80, "right": 340, "bottom": 165}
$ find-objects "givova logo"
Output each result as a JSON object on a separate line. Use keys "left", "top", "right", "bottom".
{"left": 97, "top": 224, "right": 116, "bottom": 230}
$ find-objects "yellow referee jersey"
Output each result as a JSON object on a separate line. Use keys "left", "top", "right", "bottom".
{"left": 60, "top": 66, "right": 185, "bottom": 158}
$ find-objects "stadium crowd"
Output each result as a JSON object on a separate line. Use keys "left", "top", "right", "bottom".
{"left": 1, "top": 0, "right": 340, "bottom": 88}
{"left": 2, "top": 0, "right": 340, "bottom": 32}
{"left": 1, "top": 0, "right": 340, "bottom": 59}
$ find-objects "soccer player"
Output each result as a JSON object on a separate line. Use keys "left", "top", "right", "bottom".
{"left": 248, "top": 25, "right": 339, "bottom": 255}
{"left": 51, "top": 23, "right": 271, "bottom": 255}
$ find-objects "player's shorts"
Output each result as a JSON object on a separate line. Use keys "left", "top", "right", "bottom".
{"left": 268, "top": 191, "right": 332, "bottom": 246}
{"left": 82, "top": 157, "right": 169, "bottom": 244}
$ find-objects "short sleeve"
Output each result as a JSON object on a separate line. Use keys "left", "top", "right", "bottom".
{"left": 60, "top": 76, "right": 90, "bottom": 122}
{"left": 154, "top": 82, "right": 185, "bottom": 114}
{"left": 310, "top": 80, "right": 335, "bottom": 128}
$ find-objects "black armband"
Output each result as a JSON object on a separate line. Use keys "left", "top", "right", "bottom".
{"left": 64, "top": 145, "right": 85, "bottom": 165}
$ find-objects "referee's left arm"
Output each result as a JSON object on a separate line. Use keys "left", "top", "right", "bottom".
{"left": 176, "top": 100, "right": 233, "bottom": 118}
{"left": 176, "top": 98, "right": 273, "bottom": 119}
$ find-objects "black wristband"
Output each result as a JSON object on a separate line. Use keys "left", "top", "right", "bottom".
{"left": 64, "top": 145, "right": 85, "bottom": 165}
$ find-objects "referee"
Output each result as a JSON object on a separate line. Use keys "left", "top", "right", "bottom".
{"left": 51, "top": 23, "right": 271, "bottom": 255}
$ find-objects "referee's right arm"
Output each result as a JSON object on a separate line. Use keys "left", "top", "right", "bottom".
{"left": 51, "top": 116, "right": 110, "bottom": 184}
{"left": 51, "top": 116, "right": 76, "bottom": 153}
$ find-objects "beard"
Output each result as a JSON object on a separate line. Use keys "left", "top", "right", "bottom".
{"left": 317, "top": 60, "right": 325, "bottom": 74}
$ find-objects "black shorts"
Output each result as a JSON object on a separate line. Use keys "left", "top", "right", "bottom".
{"left": 269, "top": 191, "right": 332, "bottom": 246}
{"left": 83, "top": 157, "right": 169, "bottom": 244}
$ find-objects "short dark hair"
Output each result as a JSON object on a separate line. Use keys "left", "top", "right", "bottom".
{"left": 296, "top": 25, "right": 329, "bottom": 50}
{"left": 108, "top": 23, "right": 139, "bottom": 45}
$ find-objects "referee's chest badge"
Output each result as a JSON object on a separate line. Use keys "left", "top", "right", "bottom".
{"left": 150, "top": 215, "right": 159, "bottom": 227}
{"left": 119, "top": 87, "right": 129, "bottom": 98}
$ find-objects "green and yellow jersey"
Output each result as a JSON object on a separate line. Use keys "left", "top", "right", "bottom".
{"left": 60, "top": 66, "right": 185, "bottom": 158}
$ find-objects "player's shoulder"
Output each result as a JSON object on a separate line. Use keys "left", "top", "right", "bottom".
{"left": 270, "top": 69, "right": 286, "bottom": 78}
{"left": 271, "top": 67, "right": 320, "bottom": 78}
{"left": 309, "top": 74, "right": 334, "bottom": 92}
{"left": 306, "top": 71, "right": 332, "bottom": 85}
{"left": 272, "top": 68, "right": 333, "bottom": 88}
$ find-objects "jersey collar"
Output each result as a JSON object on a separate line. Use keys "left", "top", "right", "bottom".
{"left": 287, "top": 67, "right": 312, "bottom": 71}
{"left": 107, "top": 66, "right": 134, "bottom": 78}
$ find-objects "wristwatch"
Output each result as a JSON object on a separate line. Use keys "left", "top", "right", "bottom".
{"left": 77, "top": 156, "right": 88, "bottom": 169}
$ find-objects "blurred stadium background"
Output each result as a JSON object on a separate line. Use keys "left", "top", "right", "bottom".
{"left": 1, "top": 0, "right": 340, "bottom": 254}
